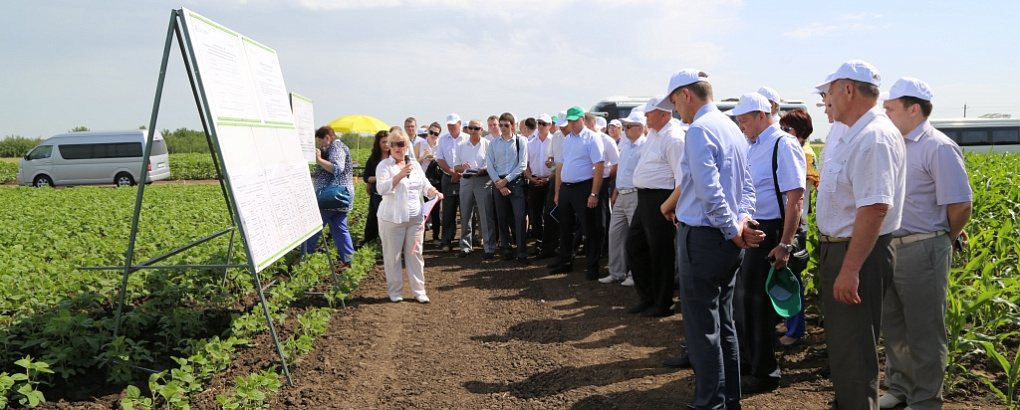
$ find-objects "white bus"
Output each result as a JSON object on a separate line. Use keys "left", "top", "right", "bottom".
{"left": 17, "top": 130, "right": 171, "bottom": 187}
{"left": 930, "top": 118, "right": 1020, "bottom": 154}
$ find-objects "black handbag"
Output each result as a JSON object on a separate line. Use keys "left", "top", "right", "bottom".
{"left": 425, "top": 159, "right": 442, "bottom": 186}
{"left": 316, "top": 185, "right": 352, "bottom": 209}
{"left": 772, "top": 137, "right": 809, "bottom": 274}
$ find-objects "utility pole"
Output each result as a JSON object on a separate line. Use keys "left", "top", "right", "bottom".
{"left": 963, "top": 104, "right": 967, "bottom": 118}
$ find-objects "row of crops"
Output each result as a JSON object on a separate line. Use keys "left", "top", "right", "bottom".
{"left": 0, "top": 182, "right": 376, "bottom": 408}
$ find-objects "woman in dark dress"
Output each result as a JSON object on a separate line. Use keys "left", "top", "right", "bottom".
{"left": 361, "top": 130, "right": 390, "bottom": 246}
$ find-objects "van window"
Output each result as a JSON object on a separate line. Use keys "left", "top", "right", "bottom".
{"left": 28, "top": 145, "right": 53, "bottom": 160}
{"left": 150, "top": 139, "right": 168, "bottom": 155}
{"left": 59, "top": 142, "right": 144, "bottom": 160}
{"left": 960, "top": 130, "right": 988, "bottom": 146}
{"left": 992, "top": 129, "right": 1020, "bottom": 144}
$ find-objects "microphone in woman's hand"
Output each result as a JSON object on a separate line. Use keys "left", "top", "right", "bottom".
{"left": 405, "top": 155, "right": 411, "bottom": 165}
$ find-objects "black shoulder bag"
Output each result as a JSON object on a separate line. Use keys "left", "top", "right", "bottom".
{"left": 773, "top": 137, "right": 809, "bottom": 274}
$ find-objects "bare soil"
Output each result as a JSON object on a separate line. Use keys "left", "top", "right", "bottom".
{"left": 45, "top": 245, "right": 1000, "bottom": 409}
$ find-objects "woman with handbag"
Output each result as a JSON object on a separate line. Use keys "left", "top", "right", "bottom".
{"left": 301, "top": 126, "right": 356, "bottom": 265}
{"left": 416, "top": 122, "right": 443, "bottom": 245}
{"left": 376, "top": 129, "right": 442, "bottom": 303}
{"left": 362, "top": 130, "right": 390, "bottom": 246}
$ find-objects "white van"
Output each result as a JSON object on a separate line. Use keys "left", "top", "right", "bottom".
{"left": 16, "top": 130, "right": 171, "bottom": 187}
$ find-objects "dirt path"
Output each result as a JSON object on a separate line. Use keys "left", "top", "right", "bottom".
{"left": 211, "top": 245, "right": 989, "bottom": 410}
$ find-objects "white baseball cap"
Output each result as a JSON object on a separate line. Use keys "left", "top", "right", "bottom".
{"left": 621, "top": 110, "right": 647, "bottom": 126}
{"left": 537, "top": 113, "right": 553, "bottom": 123}
{"left": 758, "top": 86, "right": 780, "bottom": 103}
{"left": 645, "top": 95, "right": 672, "bottom": 113}
{"left": 445, "top": 113, "right": 462, "bottom": 124}
{"left": 608, "top": 119, "right": 622, "bottom": 128}
{"left": 725, "top": 93, "right": 772, "bottom": 116}
{"left": 555, "top": 110, "right": 569, "bottom": 127}
{"left": 881, "top": 77, "right": 933, "bottom": 101}
{"left": 815, "top": 60, "right": 881, "bottom": 93}
{"left": 417, "top": 127, "right": 428, "bottom": 136}
{"left": 595, "top": 116, "right": 607, "bottom": 129}
{"left": 666, "top": 68, "right": 709, "bottom": 95}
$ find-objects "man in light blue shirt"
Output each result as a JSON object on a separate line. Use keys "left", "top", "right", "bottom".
{"left": 665, "top": 69, "right": 763, "bottom": 410}
{"left": 550, "top": 106, "right": 605, "bottom": 279}
{"left": 487, "top": 112, "right": 530, "bottom": 263}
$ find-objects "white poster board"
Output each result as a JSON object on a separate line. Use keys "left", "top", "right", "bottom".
{"left": 182, "top": 8, "right": 322, "bottom": 272}
{"left": 289, "top": 93, "right": 316, "bottom": 163}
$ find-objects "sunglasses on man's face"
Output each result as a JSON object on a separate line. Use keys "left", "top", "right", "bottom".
{"left": 498, "top": 123, "right": 511, "bottom": 128}
{"left": 537, "top": 122, "right": 549, "bottom": 126}
{"left": 624, "top": 124, "right": 642, "bottom": 130}
{"left": 389, "top": 141, "right": 406, "bottom": 148}
{"left": 466, "top": 126, "right": 482, "bottom": 131}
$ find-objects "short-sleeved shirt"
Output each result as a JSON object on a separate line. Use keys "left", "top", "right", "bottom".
{"left": 893, "top": 121, "right": 972, "bottom": 236}
{"left": 600, "top": 132, "right": 620, "bottom": 178}
{"left": 313, "top": 139, "right": 355, "bottom": 212}
{"left": 455, "top": 137, "right": 489, "bottom": 171}
{"left": 557, "top": 128, "right": 605, "bottom": 183}
{"left": 675, "top": 104, "right": 755, "bottom": 240}
{"left": 747, "top": 124, "right": 807, "bottom": 220}
{"left": 817, "top": 109, "right": 906, "bottom": 237}
{"left": 527, "top": 135, "right": 553, "bottom": 178}
{"left": 435, "top": 132, "right": 464, "bottom": 172}
{"left": 633, "top": 118, "right": 686, "bottom": 189}
{"left": 615, "top": 135, "right": 646, "bottom": 190}
{"left": 549, "top": 131, "right": 565, "bottom": 163}
{"left": 803, "top": 142, "right": 819, "bottom": 188}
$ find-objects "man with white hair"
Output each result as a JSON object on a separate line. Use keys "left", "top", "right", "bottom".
{"left": 879, "top": 77, "right": 972, "bottom": 410}
{"left": 435, "top": 113, "right": 466, "bottom": 251}
{"left": 625, "top": 96, "right": 685, "bottom": 317}
{"left": 600, "top": 109, "right": 647, "bottom": 286}
{"left": 758, "top": 86, "right": 782, "bottom": 122}
{"left": 814, "top": 60, "right": 906, "bottom": 409}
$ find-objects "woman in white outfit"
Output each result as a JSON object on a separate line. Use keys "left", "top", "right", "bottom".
{"left": 375, "top": 129, "right": 443, "bottom": 303}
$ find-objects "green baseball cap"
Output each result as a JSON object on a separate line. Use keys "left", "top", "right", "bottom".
{"left": 766, "top": 266, "right": 802, "bottom": 318}
{"left": 565, "top": 106, "right": 585, "bottom": 121}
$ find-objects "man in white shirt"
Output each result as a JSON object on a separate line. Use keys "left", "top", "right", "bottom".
{"left": 815, "top": 60, "right": 906, "bottom": 409}
{"left": 454, "top": 119, "right": 497, "bottom": 259}
{"left": 435, "top": 113, "right": 466, "bottom": 251}
{"left": 600, "top": 110, "right": 646, "bottom": 287}
{"left": 535, "top": 111, "right": 569, "bottom": 260}
{"left": 526, "top": 113, "right": 555, "bottom": 256}
{"left": 626, "top": 96, "right": 685, "bottom": 318}
{"left": 878, "top": 78, "right": 972, "bottom": 410}
{"left": 608, "top": 119, "right": 623, "bottom": 144}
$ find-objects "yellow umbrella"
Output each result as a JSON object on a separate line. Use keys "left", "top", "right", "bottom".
{"left": 327, "top": 115, "right": 389, "bottom": 135}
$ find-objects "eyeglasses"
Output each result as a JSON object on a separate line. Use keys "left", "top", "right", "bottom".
{"left": 498, "top": 123, "right": 511, "bottom": 128}
{"left": 624, "top": 124, "right": 642, "bottom": 130}
{"left": 428, "top": 130, "right": 440, "bottom": 136}
{"left": 818, "top": 92, "right": 827, "bottom": 99}
{"left": 537, "top": 122, "right": 549, "bottom": 126}
{"left": 781, "top": 126, "right": 793, "bottom": 132}
{"left": 389, "top": 141, "right": 406, "bottom": 148}
{"left": 465, "top": 126, "right": 482, "bottom": 131}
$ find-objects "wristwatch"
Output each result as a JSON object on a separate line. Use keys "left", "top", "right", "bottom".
{"left": 778, "top": 242, "right": 795, "bottom": 253}
{"left": 590, "top": 193, "right": 598, "bottom": 198}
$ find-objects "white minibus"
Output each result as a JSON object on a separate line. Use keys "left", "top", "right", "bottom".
{"left": 929, "top": 118, "right": 1020, "bottom": 154}
{"left": 16, "top": 130, "right": 171, "bottom": 187}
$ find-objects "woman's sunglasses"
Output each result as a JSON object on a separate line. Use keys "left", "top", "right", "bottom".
{"left": 389, "top": 141, "right": 407, "bottom": 148}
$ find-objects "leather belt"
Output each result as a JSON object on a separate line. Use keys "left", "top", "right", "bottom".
{"left": 819, "top": 235, "right": 851, "bottom": 243}
{"left": 893, "top": 230, "right": 947, "bottom": 246}
{"left": 618, "top": 188, "right": 637, "bottom": 195}
{"left": 562, "top": 179, "right": 592, "bottom": 187}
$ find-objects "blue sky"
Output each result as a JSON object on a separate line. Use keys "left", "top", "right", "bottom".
{"left": 2, "top": 0, "right": 1019, "bottom": 142}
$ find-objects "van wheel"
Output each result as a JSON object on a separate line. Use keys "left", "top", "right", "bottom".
{"left": 33, "top": 175, "right": 54, "bottom": 188}
{"left": 115, "top": 173, "right": 135, "bottom": 187}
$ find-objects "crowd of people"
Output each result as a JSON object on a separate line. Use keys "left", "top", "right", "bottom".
{"left": 310, "top": 59, "right": 972, "bottom": 410}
